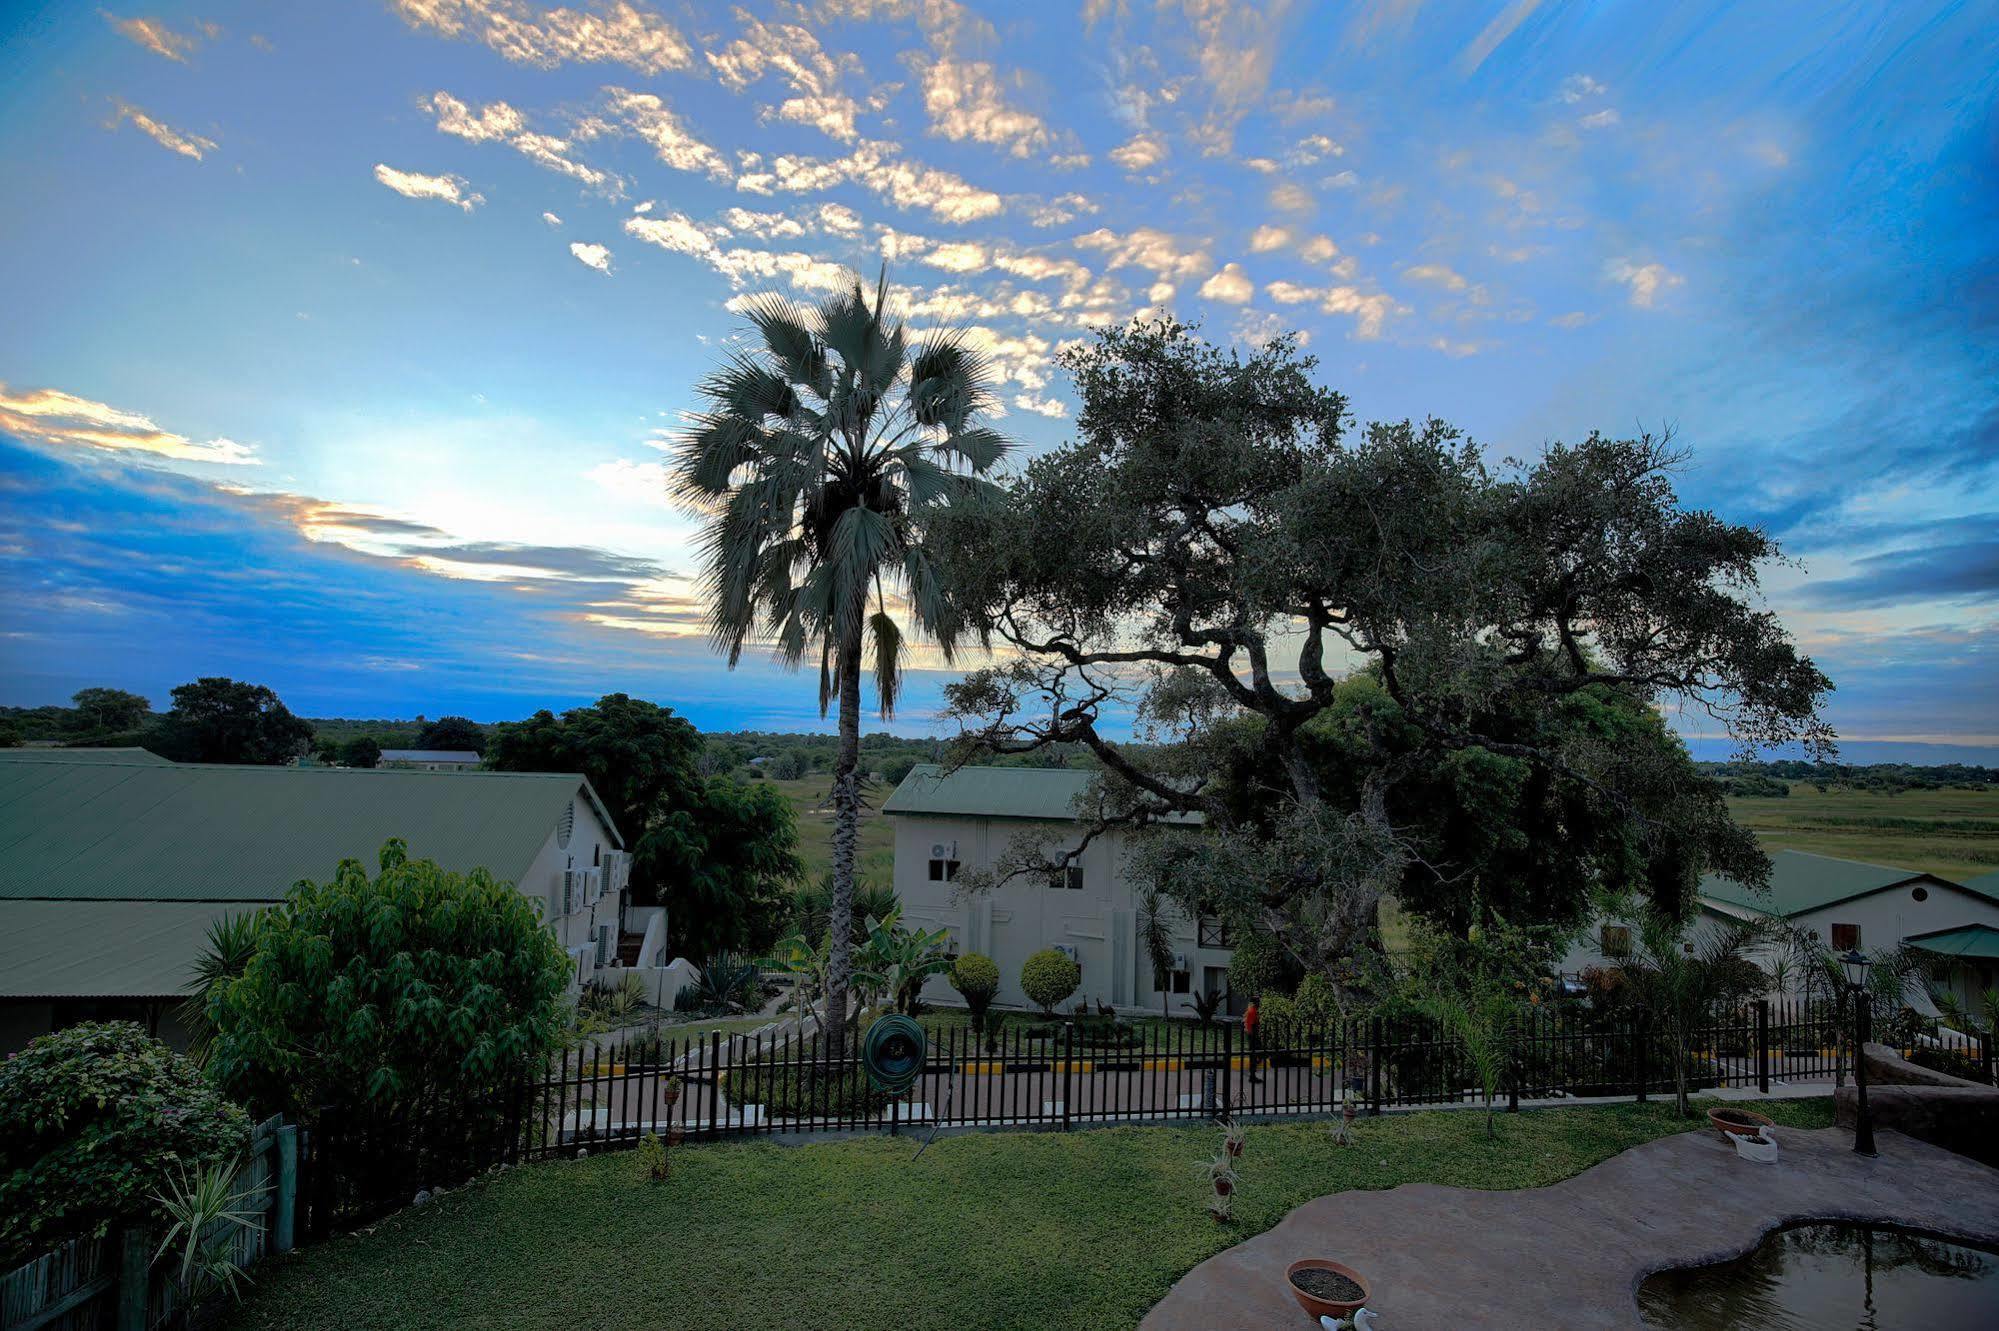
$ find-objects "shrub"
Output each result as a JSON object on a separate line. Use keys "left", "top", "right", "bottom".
{"left": 949, "top": 952, "right": 1001, "bottom": 1026}
{"left": 1293, "top": 973, "right": 1339, "bottom": 1032}
{"left": 1226, "top": 931, "right": 1289, "bottom": 1006}
{"left": 1909, "top": 1045, "right": 1983, "bottom": 1081}
{"left": 1020, "top": 948, "right": 1081, "bottom": 1016}
{"left": 206, "top": 840, "right": 570, "bottom": 1224}
{"left": 1255, "top": 992, "right": 1300, "bottom": 1046}
{"left": 0, "top": 1022, "right": 250, "bottom": 1266}
{"left": 725, "top": 1061, "right": 890, "bottom": 1117}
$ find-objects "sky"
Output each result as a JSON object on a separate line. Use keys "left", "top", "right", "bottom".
{"left": 0, "top": 1, "right": 1994, "bottom": 756}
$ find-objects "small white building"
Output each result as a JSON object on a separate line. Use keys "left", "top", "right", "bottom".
{"left": 377, "top": 748, "right": 482, "bottom": 771}
{"left": 0, "top": 751, "right": 658, "bottom": 1051}
{"left": 885, "top": 764, "right": 1230, "bottom": 1014}
{"left": 1560, "top": 848, "right": 1999, "bottom": 1010}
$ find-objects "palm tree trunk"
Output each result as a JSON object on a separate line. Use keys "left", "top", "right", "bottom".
{"left": 823, "top": 622, "right": 865, "bottom": 1066}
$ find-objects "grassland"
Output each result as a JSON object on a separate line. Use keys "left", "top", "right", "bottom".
{"left": 764, "top": 772, "right": 896, "bottom": 886}
{"left": 1726, "top": 783, "right": 1999, "bottom": 880}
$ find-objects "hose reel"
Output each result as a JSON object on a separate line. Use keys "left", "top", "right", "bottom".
{"left": 861, "top": 1012, "right": 927, "bottom": 1094}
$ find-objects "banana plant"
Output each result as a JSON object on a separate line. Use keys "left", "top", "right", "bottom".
{"left": 765, "top": 930, "right": 885, "bottom": 1030}
{"left": 857, "top": 903, "right": 955, "bottom": 1014}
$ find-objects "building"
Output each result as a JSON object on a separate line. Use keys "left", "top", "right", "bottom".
{"left": 0, "top": 752, "right": 639, "bottom": 1051}
{"left": 885, "top": 764, "right": 1228, "bottom": 1014}
{"left": 376, "top": 748, "right": 482, "bottom": 771}
{"left": 1559, "top": 849, "right": 1999, "bottom": 1010}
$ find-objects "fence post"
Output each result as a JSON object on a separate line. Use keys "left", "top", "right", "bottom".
{"left": 1368, "top": 1016, "right": 1383, "bottom": 1115}
{"left": 1981, "top": 1030, "right": 1994, "bottom": 1087}
{"left": 1062, "top": 1021, "right": 1076, "bottom": 1131}
{"left": 1506, "top": 1011, "right": 1520, "bottom": 1114}
{"left": 1220, "top": 1020, "right": 1234, "bottom": 1122}
{"left": 1755, "top": 999, "right": 1770, "bottom": 1095}
{"left": 274, "top": 1124, "right": 299, "bottom": 1253}
{"left": 116, "top": 1227, "right": 149, "bottom": 1331}
{"left": 1634, "top": 1010, "right": 1649, "bottom": 1104}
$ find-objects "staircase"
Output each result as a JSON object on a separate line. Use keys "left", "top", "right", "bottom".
{"left": 616, "top": 931, "right": 647, "bottom": 967}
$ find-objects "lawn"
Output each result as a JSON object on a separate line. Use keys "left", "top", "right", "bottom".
{"left": 224, "top": 1097, "right": 1832, "bottom": 1331}
{"left": 766, "top": 772, "right": 896, "bottom": 885}
{"left": 1726, "top": 783, "right": 1999, "bottom": 881}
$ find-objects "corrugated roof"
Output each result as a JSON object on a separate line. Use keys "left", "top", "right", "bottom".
{"left": 0, "top": 900, "right": 258, "bottom": 997}
{"left": 883, "top": 763, "right": 1201, "bottom": 824}
{"left": 1964, "top": 870, "right": 1999, "bottom": 897}
{"left": 1697, "top": 848, "right": 1987, "bottom": 917}
{"left": 0, "top": 747, "right": 170, "bottom": 765}
{"left": 379, "top": 749, "right": 481, "bottom": 764}
{"left": 1906, "top": 924, "right": 1999, "bottom": 962}
{"left": 0, "top": 758, "right": 618, "bottom": 902}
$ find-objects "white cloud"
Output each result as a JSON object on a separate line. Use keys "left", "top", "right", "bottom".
{"left": 109, "top": 101, "right": 216, "bottom": 160}
{"left": 1198, "top": 262, "right": 1253, "bottom": 304}
{"left": 1290, "top": 133, "right": 1340, "bottom": 164}
{"left": 1268, "top": 181, "right": 1313, "bottom": 213}
{"left": 623, "top": 211, "right": 721, "bottom": 261}
{"left": 1072, "top": 227, "right": 1210, "bottom": 282}
{"left": 1148, "top": 281, "right": 1176, "bottom": 303}
{"left": 425, "top": 91, "right": 620, "bottom": 193}
{"left": 107, "top": 15, "right": 201, "bottom": 61}
{"left": 585, "top": 457, "right": 670, "bottom": 505}
{"left": 389, "top": 0, "right": 692, "bottom": 73}
{"left": 1262, "top": 280, "right": 1396, "bottom": 338}
{"left": 1249, "top": 225, "right": 1292, "bottom": 253}
{"left": 1559, "top": 74, "right": 1605, "bottom": 103}
{"left": 818, "top": 202, "right": 862, "bottom": 233}
{"left": 1458, "top": 0, "right": 1546, "bottom": 76}
{"left": 1013, "top": 392, "right": 1067, "bottom": 418}
{"left": 709, "top": 14, "right": 868, "bottom": 142}
{"left": 373, "top": 163, "right": 482, "bottom": 210}
{"left": 721, "top": 207, "right": 809, "bottom": 240}
{"left": 735, "top": 138, "right": 1002, "bottom": 223}
{"left": 1578, "top": 108, "right": 1620, "bottom": 130}
{"left": 595, "top": 89, "right": 732, "bottom": 180}
{"left": 919, "top": 59, "right": 1057, "bottom": 158}
{"left": 1241, "top": 157, "right": 1279, "bottom": 174}
{"left": 1027, "top": 192, "right": 1095, "bottom": 227}
{"left": 1605, "top": 257, "right": 1683, "bottom": 307}
{"left": 1299, "top": 234, "right": 1338, "bottom": 262}
{"left": 0, "top": 383, "right": 258, "bottom": 464}
{"left": 1403, "top": 263, "right": 1469, "bottom": 291}
{"left": 1550, "top": 311, "right": 1589, "bottom": 328}
{"left": 570, "top": 241, "right": 612, "bottom": 272}
{"left": 1109, "top": 133, "right": 1168, "bottom": 173}
{"left": 542, "top": 211, "right": 563, "bottom": 226}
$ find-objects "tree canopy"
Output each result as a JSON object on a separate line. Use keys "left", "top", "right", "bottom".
{"left": 414, "top": 715, "right": 486, "bottom": 754}
{"left": 485, "top": 693, "right": 701, "bottom": 855}
{"left": 933, "top": 321, "right": 1832, "bottom": 989}
{"left": 68, "top": 686, "right": 150, "bottom": 735}
{"left": 151, "top": 677, "right": 315, "bottom": 765}
{"left": 637, "top": 775, "right": 804, "bottom": 959}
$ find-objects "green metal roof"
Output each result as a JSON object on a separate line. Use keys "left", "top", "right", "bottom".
{"left": 0, "top": 900, "right": 259, "bottom": 998}
{"left": 1906, "top": 924, "right": 1999, "bottom": 962}
{"left": 1964, "top": 869, "right": 1999, "bottom": 897}
{"left": 883, "top": 763, "right": 1201, "bottom": 824}
{"left": 0, "top": 757, "right": 618, "bottom": 903}
{"left": 1697, "top": 848, "right": 1988, "bottom": 917}
{"left": 0, "top": 747, "right": 171, "bottom": 764}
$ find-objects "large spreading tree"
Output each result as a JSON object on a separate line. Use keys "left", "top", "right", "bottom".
{"left": 151, "top": 677, "right": 314, "bottom": 765}
{"left": 671, "top": 271, "right": 1009, "bottom": 1058}
{"left": 931, "top": 321, "right": 1832, "bottom": 992}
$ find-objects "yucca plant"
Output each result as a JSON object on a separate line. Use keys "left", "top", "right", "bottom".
{"left": 180, "top": 913, "right": 265, "bottom": 1065}
{"left": 152, "top": 1160, "right": 266, "bottom": 1310}
{"left": 673, "top": 269, "right": 1010, "bottom": 1063}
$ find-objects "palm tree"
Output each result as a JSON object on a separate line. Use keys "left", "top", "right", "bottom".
{"left": 180, "top": 912, "right": 264, "bottom": 1064}
{"left": 1617, "top": 913, "right": 1773, "bottom": 1117}
{"left": 672, "top": 270, "right": 1009, "bottom": 1063}
{"left": 1138, "top": 888, "right": 1176, "bottom": 1021}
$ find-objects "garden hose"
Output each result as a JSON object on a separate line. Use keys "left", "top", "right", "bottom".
{"left": 862, "top": 1013, "right": 927, "bottom": 1094}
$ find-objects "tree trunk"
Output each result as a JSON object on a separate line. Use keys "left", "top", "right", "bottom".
{"left": 823, "top": 623, "right": 866, "bottom": 1067}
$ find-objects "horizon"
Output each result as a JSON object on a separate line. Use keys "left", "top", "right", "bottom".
{"left": 2, "top": 2, "right": 1994, "bottom": 752}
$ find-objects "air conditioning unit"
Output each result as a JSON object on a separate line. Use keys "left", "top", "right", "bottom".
{"left": 1171, "top": 952, "right": 1189, "bottom": 971}
{"left": 930, "top": 841, "right": 957, "bottom": 859}
{"left": 1054, "top": 944, "right": 1080, "bottom": 962}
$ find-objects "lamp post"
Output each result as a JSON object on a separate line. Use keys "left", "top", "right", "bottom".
{"left": 1841, "top": 949, "right": 1877, "bottom": 1157}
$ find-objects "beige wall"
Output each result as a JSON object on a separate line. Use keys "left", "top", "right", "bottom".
{"left": 892, "top": 812, "right": 1232, "bottom": 1015}
{"left": 519, "top": 791, "right": 627, "bottom": 988}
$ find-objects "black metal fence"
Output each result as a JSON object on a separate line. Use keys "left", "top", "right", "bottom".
{"left": 512, "top": 998, "right": 1996, "bottom": 1160}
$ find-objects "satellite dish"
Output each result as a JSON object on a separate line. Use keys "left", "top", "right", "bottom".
{"left": 862, "top": 1013, "right": 927, "bottom": 1094}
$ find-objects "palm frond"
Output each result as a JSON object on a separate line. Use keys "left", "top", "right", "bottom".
{"left": 739, "top": 291, "right": 829, "bottom": 396}
{"left": 869, "top": 610, "right": 903, "bottom": 717}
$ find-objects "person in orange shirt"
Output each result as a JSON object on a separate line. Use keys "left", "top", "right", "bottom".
{"left": 1243, "top": 998, "right": 1262, "bottom": 1085}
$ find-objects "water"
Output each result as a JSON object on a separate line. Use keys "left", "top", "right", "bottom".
{"left": 1637, "top": 1222, "right": 1999, "bottom": 1329}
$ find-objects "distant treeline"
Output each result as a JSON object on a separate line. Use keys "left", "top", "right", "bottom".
{"left": 1698, "top": 760, "right": 1996, "bottom": 797}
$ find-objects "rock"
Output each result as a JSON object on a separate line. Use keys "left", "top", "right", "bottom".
{"left": 413, "top": 1189, "right": 431, "bottom": 1206}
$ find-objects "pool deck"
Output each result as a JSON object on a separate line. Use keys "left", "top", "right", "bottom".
{"left": 1141, "top": 1125, "right": 1999, "bottom": 1330}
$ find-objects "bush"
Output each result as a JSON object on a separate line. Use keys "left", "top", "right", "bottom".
{"left": 950, "top": 953, "right": 1001, "bottom": 1023}
{"left": 1226, "top": 931, "right": 1289, "bottom": 1006}
{"left": 0, "top": 1022, "right": 250, "bottom": 1266}
{"left": 1293, "top": 973, "right": 1339, "bottom": 1032}
{"left": 725, "top": 1061, "right": 890, "bottom": 1118}
{"left": 1020, "top": 948, "right": 1081, "bottom": 1016}
{"left": 206, "top": 840, "right": 571, "bottom": 1224}
{"left": 1909, "top": 1045, "right": 1984, "bottom": 1081}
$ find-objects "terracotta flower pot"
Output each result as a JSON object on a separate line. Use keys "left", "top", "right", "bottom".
{"left": 1286, "top": 1259, "right": 1371, "bottom": 1321}
{"left": 1225, "top": 1140, "right": 1243, "bottom": 1157}
{"left": 1213, "top": 1177, "right": 1233, "bottom": 1197}
{"left": 1707, "top": 1106, "right": 1774, "bottom": 1141}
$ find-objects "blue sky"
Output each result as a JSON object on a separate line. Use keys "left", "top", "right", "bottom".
{"left": 1, "top": 1, "right": 1994, "bottom": 754}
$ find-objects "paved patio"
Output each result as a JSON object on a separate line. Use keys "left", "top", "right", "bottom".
{"left": 1142, "top": 1125, "right": 1999, "bottom": 1330}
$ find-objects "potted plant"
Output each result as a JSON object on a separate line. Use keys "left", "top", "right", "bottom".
{"left": 1707, "top": 1105, "right": 1775, "bottom": 1141}
{"left": 1285, "top": 1259, "right": 1371, "bottom": 1322}
{"left": 1222, "top": 1120, "right": 1246, "bottom": 1158}
{"left": 663, "top": 1074, "right": 684, "bottom": 1107}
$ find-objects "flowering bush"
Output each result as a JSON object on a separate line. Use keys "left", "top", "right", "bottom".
{"left": 0, "top": 1022, "right": 249, "bottom": 1265}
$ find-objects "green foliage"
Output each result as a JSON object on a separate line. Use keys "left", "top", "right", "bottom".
{"left": 413, "top": 715, "right": 485, "bottom": 754}
{"left": 206, "top": 840, "right": 570, "bottom": 1205}
{"left": 1615, "top": 913, "right": 1774, "bottom": 1117}
{"left": 858, "top": 905, "right": 955, "bottom": 1013}
{"left": 70, "top": 686, "right": 151, "bottom": 734}
{"left": 181, "top": 911, "right": 267, "bottom": 1064}
{"left": 0, "top": 1022, "right": 250, "bottom": 1266}
{"left": 0, "top": 718, "right": 19, "bottom": 747}
{"left": 339, "top": 735, "right": 383, "bottom": 769}
{"left": 677, "top": 953, "right": 763, "bottom": 1014}
{"left": 153, "top": 1159, "right": 267, "bottom": 1306}
{"left": 1400, "top": 918, "right": 1547, "bottom": 1137}
{"left": 635, "top": 1133, "right": 669, "bottom": 1183}
{"left": 767, "top": 749, "right": 812, "bottom": 781}
{"left": 1225, "top": 931, "right": 1289, "bottom": 1006}
{"left": 878, "top": 754, "right": 919, "bottom": 785}
{"left": 724, "top": 1060, "right": 890, "bottom": 1118}
{"left": 790, "top": 876, "right": 896, "bottom": 946}
{"left": 151, "top": 677, "right": 314, "bottom": 765}
{"left": 639, "top": 776, "right": 804, "bottom": 958}
{"left": 950, "top": 952, "right": 1001, "bottom": 1022}
{"left": 1020, "top": 948, "right": 1081, "bottom": 1016}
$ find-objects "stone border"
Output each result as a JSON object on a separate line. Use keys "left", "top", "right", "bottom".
{"left": 1141, "top": 1126, "right": 1999, "bottom": 1329}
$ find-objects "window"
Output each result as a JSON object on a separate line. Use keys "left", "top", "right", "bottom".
{"left": 1198, "top": 916, "right": 1233, "bottom": 948}
{"left": 1048, "top": 865, "right": 1084, "bottom": 891}
{"left": 927, "top": 858, "right": 960, "bottom": 882}
{"left": 1157, "top": 967, "right": 1191, "bottom": 994}
{"left": 1600, "top": 924, "right": 1632, "bottom": 959}
{"left": 1830, "top": 922, "right": 1861, "bottom": 951}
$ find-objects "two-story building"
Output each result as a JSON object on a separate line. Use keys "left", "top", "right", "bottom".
{"left": 885, "top": 764, "right": 1229, "bottom": 1014}
{"left": 0, "top": 750, "right": 644, "bottom": 1051}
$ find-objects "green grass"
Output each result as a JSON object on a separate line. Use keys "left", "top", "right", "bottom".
{"left": 766, "top": 773, "right": 896, "bottom": 886}
{"left": 1726, "top": 784, "right": 1999, "bottom": 881}
{"left": 225, "top": 1097, "right": 1832, "bottom": 1331}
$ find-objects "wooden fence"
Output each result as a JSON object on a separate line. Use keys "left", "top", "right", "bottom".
{"left": 1, "top": 1116, "right": 297, "bottom": 1331}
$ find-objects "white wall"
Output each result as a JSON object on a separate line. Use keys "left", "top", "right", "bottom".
{"left": 892, "top": 812, "right": 1233, "bottom": 1014}
{"left": 518, "top": 791, "right": 625, "bottom": 988}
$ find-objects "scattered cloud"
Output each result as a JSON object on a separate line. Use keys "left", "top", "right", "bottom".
{"left": 1268, "top": 181, "right": 1313, "bottom": 213}
{"left": 917, "top": 58, "right": 1061, "bottom": 159}
{"left": 542, "top": 211, "right": 563, "bottom": 226}
{"left": 425, "top": 91, "right": 620, "bottom": 193}
{"left": 1249, "top": 224, "right": 1292, "bottom": 252}
{"left": 1012, "top": 392, "right": 1067, "bottom": 418}
{"left": 1605, "top": 257, "right": 1684, "bottom": 307}
{"left": 1198, "top": 262, "right": 1254, "bottom": 304}
{"left": 709, "top": 13, "right": 870, "bottom": 143}
{"left": 1108, "top": 132, "right": 1168, "bottom": 173}
{"left": 735, "top": 138, "right": 1002, "bottom": 223}
{"left": 108, "top": 101, "right": 216, "bottom": 160}
{"left": 372, "top": 162, "right": 482, "bottom": 210}
{"left": 1262, "top": 280, "right": 1396, "bottom": 338}
{"left": 1559, "top": 74, "right": 1605, "bottom": 103}
{"left": 1403, "top": 263, "right": 1469, "bottom": 291}
{"left": 106, "top": 14, "right": 203, "bottom": 61}
{"left": 389, "top": 0, "right": 692, "bottom": 74}
{"left": 1578, "top": 108, "right": 1620, "bottom": 130}
{"left": 0, "top": 383, "right": 258, "bottom": 464}
{"left": 569, "top": 241, "right": 612, "bottom": 272}
{"left": 1072, "top": 226, "right": 1210, "bottom": 282}
{"left": 1457, "top": 0, "right": 1545, "bottom": 76}
{"left": 593, "top": 89, "right": 732, "bottom": 180}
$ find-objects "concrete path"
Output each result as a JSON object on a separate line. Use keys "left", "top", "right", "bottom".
{"left": 1141, "top": 1126, "right": 1999, "bottom": 1330}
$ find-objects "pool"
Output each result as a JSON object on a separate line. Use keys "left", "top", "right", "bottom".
{"left": 1637, "top": 1221, "right": 1999, "bottom": 1329}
